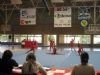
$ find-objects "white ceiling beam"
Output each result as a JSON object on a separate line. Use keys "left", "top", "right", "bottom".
{"left": 42, "top": 0, "right": 50, "bottom": 12}
{"left": 51, "top": 0, "right": 64, "bottom": 3}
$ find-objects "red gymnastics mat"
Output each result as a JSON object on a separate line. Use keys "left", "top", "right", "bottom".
{"left": 13, "top": 67, "right": 100, "bottom": 75}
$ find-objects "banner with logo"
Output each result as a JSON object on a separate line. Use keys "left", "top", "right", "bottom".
{"left": 78, "top": 7, "right": 90, "bottom": 28}
{"left": 20, "top": 8, "right": 36, "bottom": 25}
{"left": 80, "top": 19, "right": 88, "bottom": 28}
{"left": 54, "top": 7, "right": 72, "bottom": 27}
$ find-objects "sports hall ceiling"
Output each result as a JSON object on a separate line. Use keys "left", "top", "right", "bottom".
{"left": 0, "top": 0, "right": 100, "bottom": 10}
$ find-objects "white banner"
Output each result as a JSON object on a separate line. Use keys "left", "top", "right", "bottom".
{"left": 54, "top": 7, "right": 72, "bottom": 27}
{"left": 20, "top": 8, "right": 36, "bottom": 25}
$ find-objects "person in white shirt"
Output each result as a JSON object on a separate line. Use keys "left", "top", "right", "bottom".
{"left": 22, "top": 53, "right": 47, "bottom": 75}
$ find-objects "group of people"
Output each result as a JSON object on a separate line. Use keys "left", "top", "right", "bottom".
{"left": 21, "top": 39, "right": 38, "bottom": 50}
{"left": 0, "top": 50, "right": 47, "bottom": 75}
{"left": 26, "top": 40, "right": 38, "bottom": 54}
{"left": 0, "top": 49, "right": 96, "bottom": 75}
{"left": 49, "top": 38, "right": 84, "bottom": 55}
{"left": 70, "top": 38, "right": 83, "bottom": 55}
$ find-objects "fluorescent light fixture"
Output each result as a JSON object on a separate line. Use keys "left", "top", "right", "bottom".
{"left": 11, "top": 0, "right": 22, "bottom": 4}
{"left": 51, "top": 0, "right": 64, "bottom": 3}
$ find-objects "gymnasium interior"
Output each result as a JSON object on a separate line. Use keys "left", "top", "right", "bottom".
{"left": 0, "top": 0, "right": 100, "bottom": 75}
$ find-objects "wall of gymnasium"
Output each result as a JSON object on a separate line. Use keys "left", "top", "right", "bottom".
{"left": 0, "top": 7, "right": 100, "bottom": 35}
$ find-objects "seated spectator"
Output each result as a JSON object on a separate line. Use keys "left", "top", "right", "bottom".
{"left": 22, "top": 53, "right": 47, "bottom": 75}
{"left": 0, "top": 58, "right": 1, "bottom": 73}
{"left": 0, "top": 50, "right": 18, "bottom": 75}
{"left": 97, "top": 73, "right": 100, "bottom": 75}
{"left": 71, "top": 51, "right": 95, "bottom": 75}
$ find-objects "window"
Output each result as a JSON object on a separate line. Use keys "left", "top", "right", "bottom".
{"left": 64, "top": 35, "right": 90, "bottom": 44}
{"left": 14, "top": 34, "right": 42, "bottom": 43}
{"left": 0, "top": 34, "right": 9, "bottom": 42}
{"left": 28, "top": 35, "right": 42, "bottom": 43}
{"left": 94, "top": 35, "right": 100, "bottom": 44}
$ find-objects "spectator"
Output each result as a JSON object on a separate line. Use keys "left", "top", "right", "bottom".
{"left": 97, "top": 73, "right": 100, "bottom": 75}
{"left": 71, "top": 51, "right": 95, "bottom": 75}
{"left": 22, "top": 53, "right": 47, "bottom": 75}
{"left": 0, "top": 50, "right": 18, "bottom": 75}
{"left": 0, "top": 58, "right": 1, "bottom": 73}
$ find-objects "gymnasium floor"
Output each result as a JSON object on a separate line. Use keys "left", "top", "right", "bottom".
{"left": 0, "top": 45, "right": 100, "bottom": 70}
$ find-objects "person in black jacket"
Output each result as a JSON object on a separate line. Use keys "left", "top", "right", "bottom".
{"left": 0, "top": 58, "right": 1, "bottom": 73}
{"left": 0, "top": 50, "right": 18, "bottom": 75}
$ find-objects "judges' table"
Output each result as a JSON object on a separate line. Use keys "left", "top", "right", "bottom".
{"left": 12, "top": 67, "right": 72, "bottom": 75}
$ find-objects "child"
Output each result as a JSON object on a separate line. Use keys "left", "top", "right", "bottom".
{"left": 78, "top": 42, "right": 83, "bottom": 55}
{"left": 70, "top": 38, "right": 75, "bottom": 51}
{"left": 53, "top": 47, "right": 57, "bottom": 54}
{"left": 50, "top": 40, "right": 55, "bottom": 52}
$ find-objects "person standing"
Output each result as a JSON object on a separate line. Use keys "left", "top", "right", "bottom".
{"left": 50, "top": 40, "right": 55, "bottom": 52}
{"left": 77, "top": 42, "right": 83, "bottom": 55}
{"left": 70, "top": 38, "right": 75, "bottom": 51}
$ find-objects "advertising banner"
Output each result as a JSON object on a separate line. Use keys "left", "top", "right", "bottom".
{"left": 20, "top": 8, "right": 36, "bottom": 25}
{"left": 54, "top": 7, "right": 72, "bottom": 27}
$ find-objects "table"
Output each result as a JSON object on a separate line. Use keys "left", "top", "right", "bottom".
{"left": 13, "top": 66, "right": 100, "bottom": 75}
{"left": 12, "top": 67, "right": 71, "bottom": 75}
